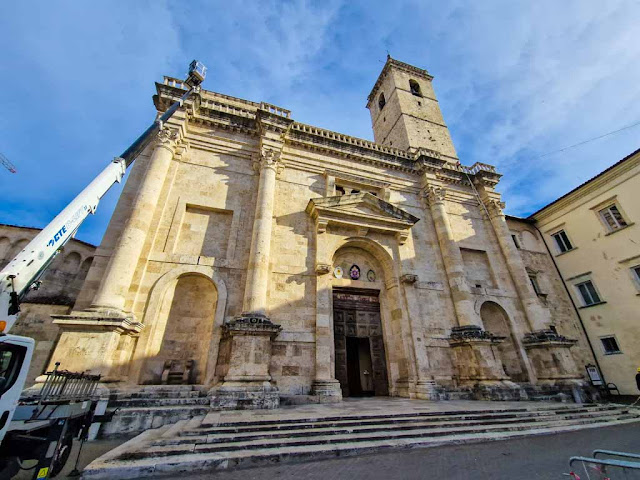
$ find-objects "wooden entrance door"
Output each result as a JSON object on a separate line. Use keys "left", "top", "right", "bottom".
{"left": 333, "top": 288, "right": 389, "bottom": 397}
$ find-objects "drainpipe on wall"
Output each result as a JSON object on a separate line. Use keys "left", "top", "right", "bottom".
{"left": 531, "top": 222, "right": 607, "bottom": 387}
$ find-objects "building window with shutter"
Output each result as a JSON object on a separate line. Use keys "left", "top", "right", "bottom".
{"left": 600, "top": 336, "right": 622, "bottom": 355}
{"left": 598, "top": 204, "right": 628, "bottom": 232}
{"left": 575, "top": 279, "right": 602, "bottom": 306}
{"left": 551, "top": 230, "right": 573, "bottom": 253}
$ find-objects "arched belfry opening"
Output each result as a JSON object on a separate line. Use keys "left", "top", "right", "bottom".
{"left": 331, "top": 245, "right": 389, "bottom": 397}
{"left": 378, "top": 92, "right": 386, "bottom": 110}
{"left": 480, "top": 301, "right": 528, "bottom": 382}
{"left": 409, "top": 79, "right": 422, "bottom": 96}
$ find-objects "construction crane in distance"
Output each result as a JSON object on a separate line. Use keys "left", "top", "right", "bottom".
{"left": 0, "top": 151, "right": 17, "bottom": 173}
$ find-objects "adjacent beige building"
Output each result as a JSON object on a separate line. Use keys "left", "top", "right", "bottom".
{"left": 531, "top": 148, "right": 640, "bottom": 395}
{"left": 20, "top": 57, "right": 600, "bottom": 406}
{"left": 0, "top": 224, "right": 95, "bottom": 384}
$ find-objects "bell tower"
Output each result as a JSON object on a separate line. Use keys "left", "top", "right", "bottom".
{"left": 367, "top": 56, "right": 458, "bottom": 162}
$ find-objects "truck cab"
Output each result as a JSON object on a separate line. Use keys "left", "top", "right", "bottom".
{"left": 0, "top": 334, "right": 34, "bottom": 442}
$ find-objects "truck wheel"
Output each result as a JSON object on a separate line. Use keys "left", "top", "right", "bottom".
{"left": 49, "top": 433, "right": 73, "bottom": 478}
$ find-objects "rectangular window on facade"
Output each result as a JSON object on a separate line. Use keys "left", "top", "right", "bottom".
{"left": 529, "top": 274, "right": 541, "bottom": 295}
{"left": 552, "top": 230, "right": 573, "bottom": 253}
{"left": 511, "top": 234, "right": 521, "bottom": 249}
{"left": 576, "top": 280, "right": 601, "bottom": 306}
{"left": 600, "top": 336, "right": 621, "bottom": 355}
{"left": 631, "top": 265, "right": 640, "bottom": 289}
{"left": 599, "top": 204, "right": 628, "bottom": 232}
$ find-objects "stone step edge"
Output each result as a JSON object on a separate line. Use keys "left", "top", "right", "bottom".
{"left": 109, "top": 405, "right": 211, "bottom": 413}
{"left": 194, "top": 406, "right": 623, "bottom": 433}
{"left": 203, "top": 404, "right": 615, "bottom": 427}
{"left": 81, "top": 416, "right": 640, "bottom": 479}
{"left": 137, "top": 414, "right": 637, "bottom": 457}
{"left": 164, "top": 410, "right": 633, "bottom": 445}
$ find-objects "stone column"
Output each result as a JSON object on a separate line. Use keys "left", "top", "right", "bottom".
{"left": 209, "top": 147, "right": 284, "bottom": 409}
{"left": 241, "top": 148, "right": 282, "bottom": 317}
{"left": 483, "top": 199, "right": 549, "bottom": 331}
{"left": 424, "top": 185, "right": 514, "bottom": 393}
{"left": 424, "top": 186, "right": 480, "bottom": 328}
{"left": 90, "top": 128, "right": 180, "bottom": 315}
{"left": 479, "top": 195, "right": 581, "bottom": 385}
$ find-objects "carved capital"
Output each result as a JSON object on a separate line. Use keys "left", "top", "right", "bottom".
{"left": 315, "top": 263, "right": 331, "bottom": 275}
{"left": 484, "top": 199, "right": 506, "bottom": 218}
{"left": 254, "top": 148, "right": 284, "bottom": 176}
{"left": 156, "top": 127, "right": 181, "bottom": 152}
{"left": 423, "top": 185, "right": 447, "bottom": 208}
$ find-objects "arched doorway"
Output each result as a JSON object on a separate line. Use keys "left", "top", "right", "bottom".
{"left": 480, "top": 301, "right": 527, "bottom": 382}
{"left": 145, "top": 273, "right": 218, "bottom": 384}
{"left": 331, "top": 245, "right": 389, "bottom": 397}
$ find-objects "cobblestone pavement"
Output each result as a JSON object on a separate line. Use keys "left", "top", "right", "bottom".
{"left": 171, "top": 422, "right": 640, "bottom": 480}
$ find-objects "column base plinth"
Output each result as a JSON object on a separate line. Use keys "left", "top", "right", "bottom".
{"left": 449, "top": 326, "right": 510, "bottom": 384}
{"left": 311, "top": 379, "right": 343, "bottom": 403}
{"left": 523, "top": 329, "right": 582, "bottom": 382}
{"left": 208, "top": 381, "right": 280, "bottom": 410}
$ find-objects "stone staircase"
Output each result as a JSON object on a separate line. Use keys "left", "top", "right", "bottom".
{"left": 100, "top": 385, "right": 210, "bottom": 437}
{"left": 84, "top": 401, "right": 640, "bottom": 478}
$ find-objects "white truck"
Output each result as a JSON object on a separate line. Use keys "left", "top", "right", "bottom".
{"left": 0, "top": 60, "right": 206, "bottom": 479}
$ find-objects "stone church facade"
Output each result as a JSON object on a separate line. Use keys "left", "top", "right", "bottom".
{"left": 45, "top": 57, "right": 596, "bottom": 405}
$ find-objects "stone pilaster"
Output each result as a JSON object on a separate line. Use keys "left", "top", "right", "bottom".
{"left": 311, "top": 265, "right": 343, "bottom": 402}
{"left": 424, "top": 185, "right": 480, "bottom": 328}
{"left": 91, "top": 128, "right": 181, "bottom": 315}
{"left": 400, "top": 274, "right": 439, "bottom": 400}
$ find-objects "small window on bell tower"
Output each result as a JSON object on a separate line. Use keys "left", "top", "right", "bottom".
{"left": 378, "top": 92, "right": 386, "bottom": 110}
{"left": 409, "top": 80, "right": 422, "bottom": 96}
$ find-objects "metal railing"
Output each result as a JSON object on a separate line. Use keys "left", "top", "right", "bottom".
{"left": 567, "top": 449, "right": 640, "bottom": 478}
{"left": 36, "top": 362, "right": 101, "bottom": 404}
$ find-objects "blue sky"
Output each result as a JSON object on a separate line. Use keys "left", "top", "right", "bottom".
{"left": 1, "top": 1, "right": 639, "bottom": 245}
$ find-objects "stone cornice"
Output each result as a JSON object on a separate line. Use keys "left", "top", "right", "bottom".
{"left": 154, "top": 77, "right": 502, "bottom": 188}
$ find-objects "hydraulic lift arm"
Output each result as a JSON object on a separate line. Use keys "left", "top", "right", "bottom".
{"left": 0, "top": 60, "right": 206, "bottom": 332}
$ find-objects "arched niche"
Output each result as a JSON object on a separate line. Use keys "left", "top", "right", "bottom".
{"left": 480, "top": 301, "right": 528, "bottom": 382}
{"left": 136, "top": 266, "right": 227, "bottom": 386}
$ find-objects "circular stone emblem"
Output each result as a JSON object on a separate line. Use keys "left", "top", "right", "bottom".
{"left": 334, "top": 266, "right": 343, "bottom": 279}
{"left": 349, "top": 264, "right": 361, "bottom": 280}
{"left": 367, "top": 269, "right": 376, "bottom": 282}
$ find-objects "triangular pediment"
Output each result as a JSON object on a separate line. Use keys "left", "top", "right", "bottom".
{"left": 306, "top": 193, "right": 419, "bottom": 242}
